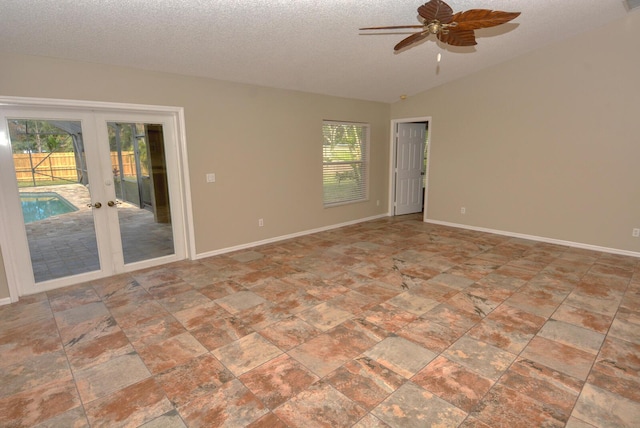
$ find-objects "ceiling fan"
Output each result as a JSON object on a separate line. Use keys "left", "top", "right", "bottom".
{"left": 360, "top": 0, "right": 521, "bottom": 51}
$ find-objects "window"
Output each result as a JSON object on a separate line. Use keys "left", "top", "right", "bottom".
{"left": 322, "top": 121, "right": 369, "bottom": 206}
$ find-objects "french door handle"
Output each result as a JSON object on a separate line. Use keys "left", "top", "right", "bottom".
{"left": 107, "top": 200, "right": 122, "bottom": 207}
{"left": 87, "top": 202, "right": 102, "bottom": 209}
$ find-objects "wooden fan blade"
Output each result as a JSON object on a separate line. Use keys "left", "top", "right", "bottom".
{"left": 418, "top": 0, "right": 454, "bottom": 23}
{"left": 437, "top": 29, "right": 477, "bottom": 46}
{"left": 394, "top": 31, "right": 430, "bottom": 51}
{"left": 359, "top": 25, "right": 425, "bottom": 30}
{"left": 451, "top": 10, "right": 521, "bottom": 31}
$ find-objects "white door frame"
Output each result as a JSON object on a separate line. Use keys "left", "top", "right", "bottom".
{"left": 0, "top": 96, "right": 195, "bottom": 303}
{"left": 388, "top": 116, "right": 432, "bottom": 221}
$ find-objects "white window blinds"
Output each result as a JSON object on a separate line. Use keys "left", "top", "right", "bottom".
{"left": 322, "top": 121, "right": 369, "bottom": 206}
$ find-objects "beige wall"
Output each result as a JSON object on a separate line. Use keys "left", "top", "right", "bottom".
{"left": 0, "top": 53, "right": 390, "bottom": 299}
{"left": 0, "top": 248, "right": 8, "bottom": 300}
{"left": 392, "top": 12, "right": 640, "bottom": 254}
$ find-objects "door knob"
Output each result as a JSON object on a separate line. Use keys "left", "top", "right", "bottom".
{"left": 107, "top": 200, "right": 122, "bottom": 207}
{"left": 87, "top": 202, "right": 102, "bottom": 208}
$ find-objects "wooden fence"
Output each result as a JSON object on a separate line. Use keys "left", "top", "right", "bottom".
{"left": 13, "top": 151, "right": 139, "bottom": 183}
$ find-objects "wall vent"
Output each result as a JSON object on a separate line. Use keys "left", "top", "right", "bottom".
{"left": 625, "top": 0, "right": 640, "bottom": 11}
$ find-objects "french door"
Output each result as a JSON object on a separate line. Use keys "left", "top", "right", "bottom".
{"left": 0, "top": 106, "right": 187, "bottom": 297}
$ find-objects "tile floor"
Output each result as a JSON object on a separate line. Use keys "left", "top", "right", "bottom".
{"left": 1, "top": 214, "right": 639, "bottom": 427}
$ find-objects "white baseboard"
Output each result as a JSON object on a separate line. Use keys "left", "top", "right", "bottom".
{"left": 425, "top": 219, "right": 640, "bottom": 259}
{"left": 195, "top": 214, "right": 388, "bottom": 259}
{"left": 0, "top": 297, "right": 13, "bottom": 306}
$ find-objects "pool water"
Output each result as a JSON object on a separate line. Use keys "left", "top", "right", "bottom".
{"left": 20, "top": 192, "right": 78, "bottom": 223}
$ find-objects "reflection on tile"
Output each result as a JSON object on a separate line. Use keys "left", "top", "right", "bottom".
{"left": 412, "top": 356, "right": 493, "bottom": 412}
{"left": 65, "top": 330, "right": 134, "bottom": 371}
{"left": 427, "top": 273, "right": 475, "bottom": 290}
{"left": 172, "top": 301, "right": 228, "bottom": 330}
{"left": 572, "top": 383, "right": 640, "bottom": 428}
{"left": 363, "top": 303, "right": 418, "bottom": 332}
{"left": 215, "top": 290, "right": 267, "bottom": 314}
{"left": 297, "top": 301, "right": 353, "bottom": 331}
{"left": 137, "top": 332, "right": 208, "bottom": 374}
{"left": 352, "top": 413, "right": 391, "bottom": 428}
{"left": 588, "top": 336, "right": 640, "bottom": 402}
{"left": 58, "top": 315, "right": 119, "bottom": 349}
{"left": 0, "top": 378, "right": 81, "bottom": 427}
{"left": 178, "top": 379, "right": 267, "bottom": 427}
{"left": 0, "top": 349, "right": 71, "bottom": 398}
{"left": 397, "top": 317, "right": 465, "bottom": 353}
{"left": 471, "top": 383, "right": 566, "bottom": 427}
{"left": 325, "top": 356, "right": 405, "bottom": 410}
{"left": 326, "top": 290, "right": 378, "bottom": 315}
{"left": 157, "top": 289, "right": 211, "bottom": 314}
{"left": 467, "top": 318, "right": 536, "bottom": 354}
{"left": 47, "top": 286, "right": 101, "bottom": 313}
{"left": 245, "top": 412, "right": 288, "bottom": 428}
{"left": 190, "top": 315, "right": 254, "bottom": 351}
{"left": 257, "top": 316, "right": 322, "bottom": 350}
{"left": 458, "top": 416, "right": 494, "bottom": 428}
{"left": 0, "top": 318, "right": 63, "bottom": 368}
{"left": 109, "top": 300, "right": 167, "bottom": 330}
{"left": 386, "top": 291, "right": 439, "bottom": 316}
{"left": 538, "top": 319, "right": 605, "bottom": 354}
{"left": 121, "top": 314, "right": 185, "bottom": 348}
{"left": 53, "top": 301, "right": 110, "bottom": 329}
{"left": 138, "top": 409, "right": 186, "bottom": 428}
{"left": 552, "top": 303, "right": 613, "bottom": 334}
{"left": 499, "top": 358, "right": 583, "bottom": 421}
{"left": 155, "top": 354, "right": 233, "bottom": 407}
{"left": 288, "top": 333, "right": 357, "bottom": 378}
{"left": 444, "top": 336, "right": 517, "bottom": 381}
{"left": 364, "top": 336, "right": 436, "bottom": 378}
{"left": 520, "top": 336, "right": 596, "bottom": 381}
{"left": 196, "top": 279, "right": 246, "bottom": 300}
{"left": 274, "top": 381, "right": 367, "bottom": 427}
{"left": 372, "top": 382, "right": 467, "bottom": 428}
{"left": 32, "top": 406, "right": 89, "bottom": 428}
{"left": 608, "top": 307, "right": 640, "bottom": 345}
{"left": 447, "top": 291, "right": 501, "bottom": 318}
{"left": 74, "top": 352, "right": 151, "bottom": 403}
{"left": 505, "top": 291, "right": 561, "bottom": 318}
{"left": 212, "top": 332, "right": 282, "bottom": 376}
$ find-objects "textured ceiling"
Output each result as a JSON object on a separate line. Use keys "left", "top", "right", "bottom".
{"left": 0, "top": 0, "right": 631, "bottom": 103}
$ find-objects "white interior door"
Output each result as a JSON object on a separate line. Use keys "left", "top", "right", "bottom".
{"left": 395, "top": 122, "right": 426, "bottom": 215}
{"left": 0, "top": 107, "right": 186, "bottom": 297}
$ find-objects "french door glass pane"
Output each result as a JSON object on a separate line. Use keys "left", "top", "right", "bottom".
{"left": 8, "top": 119, "right": 101, "bottom": 282}
{"left": 108, "top": 122, "right": 174, "bottom": 264}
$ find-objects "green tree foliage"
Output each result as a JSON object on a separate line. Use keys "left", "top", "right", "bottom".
{"left": 322, "top": 123, "right": 363, "bottom": 180}
{"left": 108, "top": 123, "right": 150, "bottom": 177}
{"left": 8, "top": 120, "right": 73, "bottom": 153}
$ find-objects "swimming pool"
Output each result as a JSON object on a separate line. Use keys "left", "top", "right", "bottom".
{"left": 20, "top": 192, "right": 78, "bottom": 223}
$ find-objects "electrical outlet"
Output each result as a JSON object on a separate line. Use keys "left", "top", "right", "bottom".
{"left": 206, "top": 173, "right": 216, "bottom": 183}
{"left": 460, "top": 207, "right": 466, "bottom": 214}
{"left": 633, "top": 228, "right": 640, "bottom": 238}
{"left": 258, "top": 218, "right": 264, "bottom": 227}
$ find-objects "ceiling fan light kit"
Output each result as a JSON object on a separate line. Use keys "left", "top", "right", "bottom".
{"left": 360, "top": 0, "right": 520, "bottom": 51}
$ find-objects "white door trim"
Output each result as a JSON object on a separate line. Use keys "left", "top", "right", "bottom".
{"left": 389, "top": 116, "right": 432, "bottom": 221}
{"left": 0, "top": 96, "right": 195, "bottom": 303}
